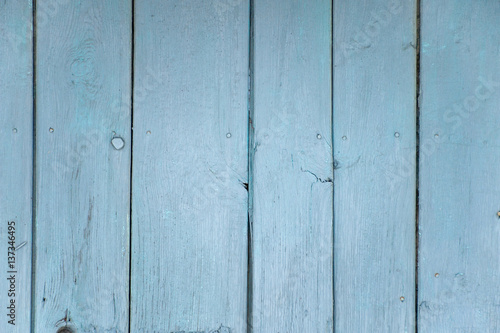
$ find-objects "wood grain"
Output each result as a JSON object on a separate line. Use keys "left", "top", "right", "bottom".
{"left": 0, "top": 1, "right": 33, "bottom": 332}
{"left": 131, "top": 1, "right": 249, "bottom": 332}
{"left": 333, "top": 0, "right": 417, "bottom": 331}
{"left": 419, "top": 1, "right": 500, "bottom": 331}
{"left": 34, "top": 1, "right": 132, "bottom": 332}
{"left": 250, "top": 1, "right": 333, "bottom": 331}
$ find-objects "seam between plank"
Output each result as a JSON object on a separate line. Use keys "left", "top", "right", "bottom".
{"left": 415, "top": 0, "right": 421, "bottom": 332}
{"left": 30, "top": 1, "right": 37, "bottom": 331}
{"left": 127, "top": 0, "right": 135, "bottom": 332}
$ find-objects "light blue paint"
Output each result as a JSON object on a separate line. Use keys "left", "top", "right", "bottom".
{"left": 2, "top": 1, "right": 499, "bottom": 332}
{"left": 250, "top": 0, "right": 333, "bottom": 331}
{"left": 33, "top": 1, "right": 132, "bottom": 332}
{"left": 0, "top": 1, "right": 33, "bottom": 332}
{"left": 131, "top": 1, "right": 249, "bottom": 332}
{"left": 333, "top": 0, "right": 417, "bottom": 331}
{"left": 419, "top": 1, "right": 500, "bottom": 331}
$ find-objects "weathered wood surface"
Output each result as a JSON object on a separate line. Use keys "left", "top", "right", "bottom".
{"left": 0, "top": 1, "right": 33, "bottom": 332}
{"left": 250, "top": 0, "right": 333, "bottom": 331}
{"left": 34, "top": 1, "right": 132, "bottom": 332}
{"left": 131, "top": 1, "right": 249, "bottom": 332}
{"left": 3, "top": 1, "right": 500, "bottom": 331}
{"left": 333, "top": 0, "right": 417, "bottom": 331}
{"left": 419, "top": 1, "right": 500, "bottom": 331}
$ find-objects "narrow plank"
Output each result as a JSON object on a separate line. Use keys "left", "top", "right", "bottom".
{"left": 34, "top": 1, "right": 132, "bottom": 331}
{"left": 333, "top": 0, "right": 417, "bottom": 331}
{"left": 250, "top": 1, "right": 333, "bottom": 331}
{"left": 419, "top": 1, "right": 500, "bottom": 331}
{"left": 0, "top": 1, "right": 33, "bottom": 332}
{"left": 131, "top": 1, "right": 249, "bottom": 332}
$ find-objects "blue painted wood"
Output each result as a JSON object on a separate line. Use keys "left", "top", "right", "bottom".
{"left": 333, "top": 0, "right": 417, "bottom": 331}
{"left": 0, "top": 1, "right": 33, "bottom": 332}
{"left": 131, "top": 1, "right": 249, "bottom": 332}
{"left": 419, "top": 1, "right": 500, "bottom": 331}
{"left": 250, "top": 1, "right": 333, "bottom": 331}
{"left": 34, "top": 1, "right": 132, "bottom": 332}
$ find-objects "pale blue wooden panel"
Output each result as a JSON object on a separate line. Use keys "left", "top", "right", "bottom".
{"left": 34, "top": 1, "right": 132, "bottom": 332}
{"left": 419, "top": 1, "right": 500, "bottom": 331}
{"left": 131, "top": 1, "right": 249, "bottom": 332}
{"left": 250, "top": 1, "right": 333, "bottom": 331}
{"left": 333, "top": 0, "right": 417, "bottom": 331}
{"left": 0, "top": 1, "right": 32, "bottom": 332}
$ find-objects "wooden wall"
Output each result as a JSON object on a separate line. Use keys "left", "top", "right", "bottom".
{"left": 0, "top": 1, "right": 499, "bottom": 332}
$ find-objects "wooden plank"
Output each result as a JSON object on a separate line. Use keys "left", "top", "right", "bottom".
{"left": 0, "top": 1, "right": 33, "bottom": 332}
{"left": 131, "top": 1, "right": 249, "bottom": 332}
{"left": 34, "top": 1, "right": 132, "bottom": 332}
{"left": 250, "top": 1, "right": 333, "bottom": 331}
{"left": 333, "top": 0, "right": 417, "bottom": 331}
{"left": 418, "top": 1, "right": 500, "bottom": 331}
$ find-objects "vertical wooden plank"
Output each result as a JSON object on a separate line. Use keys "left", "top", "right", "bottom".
{"left": 34, "top": 1, "right": 131, "bottom": 332}
{"left": 131, "top": 1, "right": 249, "bottom": 332}
{"left": 333, "top": 0, "right": 416, "bottom": 331}
{"left": 419, "top": 1, "right": 500, "bottom": 331}
{"left": 250, "top": 1, "right": 333, "bottom": 331}
{"left": 0, "top": 1, "right": 32, "bottom": 332}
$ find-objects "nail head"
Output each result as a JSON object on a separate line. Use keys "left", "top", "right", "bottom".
{"left": 226, "top": 133, "right": 232, "bottom": 138}
{"left": 394, "top": 132, "right": 400, "bottom": 138}
{"left": 316, "top": 134, "right": 322, "bottom": 139}
{"left": 49, "top": 128, "right": 54, "bottom": 133}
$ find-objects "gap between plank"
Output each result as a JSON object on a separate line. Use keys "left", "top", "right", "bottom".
{"left": 128, "top": 0, "right": 135, "bottom": 332}
{"left": 331, "top": 1, "right": 336, "bottom": 332}
{"left": 30, "top": 0, "right": 38, "bottom": 331}
{"left": 246, "top": 0, "right": 255, "bottom": 331}
{"left": 415, "top": 0, "right": 421, "bottom": 332}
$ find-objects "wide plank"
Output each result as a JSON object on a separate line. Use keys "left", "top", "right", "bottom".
{"left": 250, "top": 0, "right": 333, "bottom": 331}
{"left": 333, "top": 0, "right": 417, "bottom": 331}
{"left": 34, "top": 1, "right": 132, "bottom": 331}
{"left": 0, "top": 1, "right": 33, "bottom": 332}
{"left": 419, "top": 1, "right": 500, "bottom": 331}
{"left": 131, "top": 1, "right": 249, "bottom": 332}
